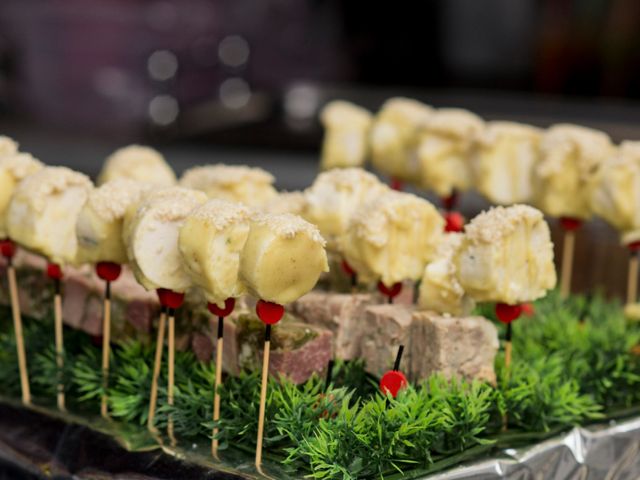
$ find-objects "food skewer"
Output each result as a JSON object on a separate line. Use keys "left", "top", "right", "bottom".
{"left": 207, "top": 297, "right": 235, "bottom": 457}
{"left": 95, "top": 262, "right": 122, "bottom": 418}
{"left": 1, "top": 239, "right": 30, "bottom": 404}
{"left": 254, "top": 300, "right": 285, "bottom": 472}
{"left": 148, "top": 305, "right": 167, "bottom": 432}
{"left": 237, "top": 212, "right": 328, "bottom": 473}
{"left": 627, "top": 242, "right": 640, "bottom": 304}
{"left": 124, "top": 186, "right": 207, "bottom": 440}
{"left": 0, "top": 150, "right": 44, "bottom": 405}
{"left": 46, "top": 262, "right": 66, "bottom": 410}
{"left": 6, "top": 166, "right": 92, "bottom": 410}
{"left": 379, "top": 344, "right": 408, "bottom": 399}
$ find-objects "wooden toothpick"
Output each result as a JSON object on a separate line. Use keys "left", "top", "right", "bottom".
{"left": 559, "top": 217, "right": 581, "bottom": 299}
{"left": 147, "top": 306, "right": 167, "bottom": 432}
{"left": 2, "top": 241, "right": 30, "bottom": 405}
{"left": 627, "top": 243, "right": 640, "bottom": 305}
{"left": 208, "top": 298, "right": 236, "bottom": 459}
{"left": 254, "top": 300, "right": 285, "bottom": 473}
{"left": 167, "top": 307, "right": 176, "bottom": 446}
{"left": 46, "top": 263, "right": 65, "bottom": 411}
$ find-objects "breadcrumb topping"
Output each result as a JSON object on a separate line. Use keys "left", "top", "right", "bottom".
{"left": 252, "top": 212, "right": 325, "bottom": 245}
{"left": 0, "top": 152, "right": 43, "bottom": 180}
{"left": 180, "top": 164, "right": 275, "bottom": 190}
{"left": 189, "top": 199, "right": 251, "bottom": 230}
{"left": 87, "top": 179, "right": 153, "bottom": 221}
{"left": 15, "top": 166, "right": 92, "bottom": 211}
{"left": 262, "top": 191, "right": 307, "bottom": 215}
{"left": 465, "top": 204, "right": 544, "bottom": 244}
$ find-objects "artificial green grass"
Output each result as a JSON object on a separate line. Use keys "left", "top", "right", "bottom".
{"left": 0, "top": 289, "right": 638, "bottom": 479}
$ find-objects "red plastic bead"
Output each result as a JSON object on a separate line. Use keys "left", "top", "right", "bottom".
{"left": 207, "top": 297, "right": 236, "bottom": 317}
{"left": 559, "top": 217, "right": 583, "bottom": 232}
{"left": 156, "top": 288, "right": 185, "bottom": 309}
{"left": 377, "top": 281, "right": 403, "bottom": 299}
{"left": 390, "top": 177, "right": 403, "bottom": 191}
{"left": 341, "top": 260, "right": 356, "bottom": 277}
{"left": 521, "top": 302, "right": 535, "bottom": 317}
{"left": 96, "top": 261, "right": 122, "bottom": 282}
{"left": 495, "top": 303, "right": 523, "bottom": 324}
{"left": 379, "top": 370, "right": 408, "bottom": 398}
{"left": 442, "top": 192, "right": 458, "bottom": 211}
{"left": 0, "top": 239, "right": 16, "bottom": 259}
{"left": 256, "top": 300, "right": 285, "bottom": 325}
{"left": 444, "top": 211, "right": 465, "bottom": 233}
{"left": 46, "top": 263, "right": 63, "bottom": 280}
{"left": 628, "top": 241, "right": 640, "bottom": 253}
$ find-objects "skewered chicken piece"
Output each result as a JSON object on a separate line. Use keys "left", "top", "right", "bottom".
{"left": 179, "top": 199, "right": 252, "bottom": 307}
{"left": 591, "top": 141, "right": 640, "bottom": 245}
{"left": 339, "top": 189, "right": 444, "bottom": 286}
{"left": 303, "top": 168, "right": 387, "bottom": 250}
{"left": 418, "top": 233, "right": 475, "bottom": 316}
{"left": 7, "top": 166, "right": 92, "bottom": 265}
{"left": 98, "top": 145, "right": 176, "bottom": 187}
{"left": 455, "top": 205, "right": 556, "bottom": 305}
{"left": 535, "top": 124, "right": 614, "bottom": 220}
{"left": 0, "top": 153, "right": 44, "bottom": 238}
{"left": 125, "top": 187, "right": 207, "bottom": 292}
{"left": 240, "top": 212, "right": 328, "bottom": 304}
{"left": 76, "top": 179, "right": 153, "bottom": 265}
{"left": 179, "top": 164, "right": 277, "bottom": 207}
{"left": 475, "top": 121, "right": 542, "bottom": 205}
{"left": 416, "top": 108, "right": 484, "bottom": 198}
{"left": 370, "top": 97, "right": 433, "bottom": 182}
{"left": 320, "top": 100, "right": 373, "bottom": 170}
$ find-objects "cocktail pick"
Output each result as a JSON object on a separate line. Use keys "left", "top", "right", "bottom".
{"left": 147, "top": 305, "right": 167, "bottom": 432}
{"left": 341, "top": 260, "right": 358, "bottom": 293}
{"left": 495, "top": 303, "right": 523, "bottom": 372}
{"left": 255, "top": 299, "right": 285, "bottom": 472}
{"left": 559, "top": 217, "right": 582, "bottom": 298}
{"left": 377, "top": 281, "right": 403, "bottom": 304}
{"left": 155, "top": 288, "right": 184, "bottom": 446}
{"left": 207, "top": 297, "right": 236, "bottom": 458}
{"left": 442, "top": 190, "right": 458, "bottom": 212}
{"left": 626, "top": 241, "right": 640, "bottom": 305}
{"left": 380, "top": 344, "right": 408, "bottom": 399}
{"left": 46, "top": 262, "right": 65, "bottom": 410}
{"left": 1, "top": 239, "right": 30, "bottom": 405}
{"left": 95, "top": 261, "right": 122, "bottom": 419}
{"left": 444, "top": 211, "right": 465, "bottom": 233}
{"left": 324, "top": 359, "right": 335, "bottom": 392}
{"left": 389, "top": 177, "right": 403, "bottom": 191}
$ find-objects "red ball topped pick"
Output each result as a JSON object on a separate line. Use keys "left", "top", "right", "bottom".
{"left": 628, "top": 241, "right": 640, "bottom": 253}
{"left": 377, "top": 281, "right": 402, "bottom": 299}
{"left": 341, "top": 260, "right": 356, "bottom": 277}
{"left": 96, "top": 261, "right": 122, "bottom": 282}
{"left": 156, "top": 288, "right": 185, "bottom": 309}
{"left": 442, "top": 191, "right": 458, "bottom": 211}
{"left": 256, "top": 300, "right": 285, "bottom": 325}
{"left": 0, "top": 239, "right": 16, "bottom": 258}
{"left": 379, "top": 370, "right": 408, "bottom": 398}
{"left": 46, "top": 263, "right": 63, "bottom": 280}
{"left": 444, "top": 211, "right": 465, "bottom": 233}
{"left": 389, "top": 177, "right": 403, "bottom": 191}
{"left": 559, "top": 217, "right": 582, "bottom": 231}
{"left": 208, "top": 297, "right": 236, "bottom": 318}
{"left": 495, "top": 303, "right": 523, "bottom": 324}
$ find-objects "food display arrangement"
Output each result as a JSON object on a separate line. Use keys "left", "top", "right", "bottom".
{"left": 0, "top": 97, "right": 639, "bottom": 479}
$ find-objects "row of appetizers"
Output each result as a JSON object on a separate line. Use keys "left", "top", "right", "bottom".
{"left": 320, "top": 98, "right": 640, "bottom": 245}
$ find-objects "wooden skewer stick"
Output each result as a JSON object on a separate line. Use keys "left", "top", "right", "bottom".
{"left": 167, "top": 307, "right": 176, "bottom": 446}
{"left": 255, "top": 324, "right": 271, "bottom": 471}
{"left": 50, "top": 269, "right": 65, "bottom": 411}
{"left": 495, "top": 303, "right": 522, "bottom": 432}
{"left": 96, "top": 261, "right": 122, "bottom": 419}
{"left": 504, "top": 322, "right": 513, "bottom": 371}
{"left": 4, "top": 245, "right": 31, "bottom": 405}
{"left": 212, "top": 316, "right": 224, "bottom": 458}
{"left": 147, "top": 306, "right": 167, "bottom": 432}
{"left": 254, "top": 300, "right": 285, "bottom": 473}
{"left": 100, "top": 280, "right": 112, "bottom": 418}
{"left": 559, "top": 217, "right": 582, "bottom": 299}
{"left": 560, "top": 230, "right": 575, "bottom": 298}
{"left": 209, "top": 296, "right": 235, "bottom": 459}
{"left": 627, "top": 248, "right": 639, "bottom": 305}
